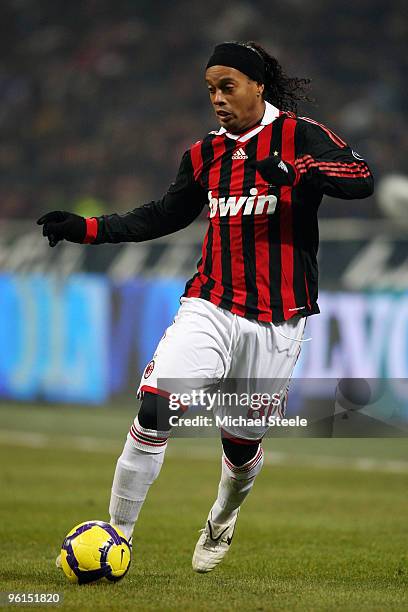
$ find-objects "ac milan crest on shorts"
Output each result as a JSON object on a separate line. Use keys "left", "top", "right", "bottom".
{"left": 143, "top": 360, "right": 155, "bottom": 379}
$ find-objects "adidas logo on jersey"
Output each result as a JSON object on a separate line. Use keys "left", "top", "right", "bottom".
{"left": 208, "top": 188, "right": 277, "bottom": 218}
{"left": 232, "top": 147, "right": 248, "bottom": 160}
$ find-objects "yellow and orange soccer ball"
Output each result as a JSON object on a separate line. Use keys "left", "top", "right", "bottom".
{"left": 59, "top": 520, "right": 131, "bottom": 585}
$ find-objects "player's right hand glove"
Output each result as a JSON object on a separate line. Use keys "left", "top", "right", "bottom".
{"left": 37, "top": 211, "right": 87, "bottom": 247}
{"left": 252, "top": 157, "right": 300, "bottom": 187}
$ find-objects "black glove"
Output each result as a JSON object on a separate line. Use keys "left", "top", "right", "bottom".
{"left": 37, "top": 211, "right": 86, "bottom": 247}
{"left": 252, "top": 156, "right": 298, "bottom": 187}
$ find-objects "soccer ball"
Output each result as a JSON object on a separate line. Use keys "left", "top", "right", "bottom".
{"left": 60, "top": 520, "right": 131, "bottom": 584}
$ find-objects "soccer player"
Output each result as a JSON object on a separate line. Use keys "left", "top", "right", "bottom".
{"left": 38, "top": 42, "right": 374, "bottom": 573}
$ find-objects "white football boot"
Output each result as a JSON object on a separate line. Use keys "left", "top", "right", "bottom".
{"left": 192, "top": 510, "right": 239, "bottom": 573}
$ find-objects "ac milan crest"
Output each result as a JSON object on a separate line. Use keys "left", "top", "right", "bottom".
{"left": 143, "top": 360, "right": 155, "bottom": 379}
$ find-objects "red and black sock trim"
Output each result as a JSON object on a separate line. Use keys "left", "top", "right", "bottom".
{"left": 223, "top": 445, "right": 263, "bottom": 474}
{"left": 129, "top": 416, "right": 169, "bottom": 448}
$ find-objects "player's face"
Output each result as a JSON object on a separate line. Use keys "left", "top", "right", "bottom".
{"left": 205, "top": 66, "right": 265, "bottom": 134}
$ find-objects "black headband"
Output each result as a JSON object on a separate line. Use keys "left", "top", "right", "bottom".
{"left": 206, "top": 42, "right": 265, "bottom": 83}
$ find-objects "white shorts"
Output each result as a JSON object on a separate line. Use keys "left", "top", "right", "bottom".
{"left": 138, "top": 297, "right": 305, "bottom": 440}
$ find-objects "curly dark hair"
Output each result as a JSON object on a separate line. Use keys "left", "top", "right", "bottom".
{"left": 246, "top": 41, "right": 312, "bottom": 112}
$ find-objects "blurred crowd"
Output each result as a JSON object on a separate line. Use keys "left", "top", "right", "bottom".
{"left": 0, "top": 0, "right": 406, "bottom": 219}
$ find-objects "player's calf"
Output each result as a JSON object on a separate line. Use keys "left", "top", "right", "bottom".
{"left": 192, "top": 435, "right": 264, "bottom": 573}
{"left": 210, "top": 435, "right": 263, "bottom": 524}
{"left": 109, "top": 392, "right": 172, "bottom": 540}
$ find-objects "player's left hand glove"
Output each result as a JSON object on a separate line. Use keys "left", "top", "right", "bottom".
{"left": 252, "top": 157, "right": 299, "bottom": 187}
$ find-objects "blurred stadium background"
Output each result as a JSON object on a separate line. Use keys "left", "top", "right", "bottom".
{"left": 1, "top": 0, "right": 408, "bottom": 412}
{"left": 0, "top": 1, "right": 407, "bottom": 609}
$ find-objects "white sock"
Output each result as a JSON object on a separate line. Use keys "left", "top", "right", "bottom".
{"left": 109, "top": 417, "right": 169, "bottom": 540}
{"left": 210, "top": 446, "right": 264, "bottom": 526}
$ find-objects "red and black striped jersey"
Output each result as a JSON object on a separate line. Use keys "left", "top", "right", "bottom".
{"left": 93, "top": 101, "right": 374, "bottom": 323}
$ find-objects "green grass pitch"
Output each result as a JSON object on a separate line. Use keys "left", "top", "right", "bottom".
{"left": 0, "top": 403, "right": 407, "bottom": 611}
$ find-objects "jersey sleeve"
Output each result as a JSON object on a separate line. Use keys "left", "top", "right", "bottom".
{"left": 93, "top": 150, "right": 207, "bottom": 244}
{"left": 294, "top": 117, "right": 374, "bottom": 200}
